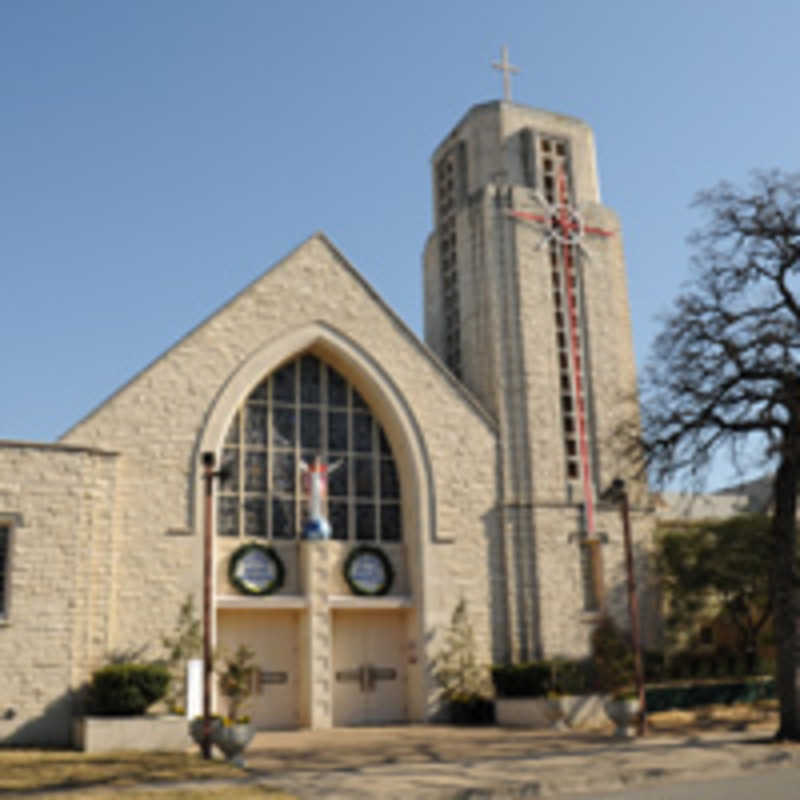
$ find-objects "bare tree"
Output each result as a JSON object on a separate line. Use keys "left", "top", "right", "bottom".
{"left": 640, "top": 170, "right": 800, "bottom": 740}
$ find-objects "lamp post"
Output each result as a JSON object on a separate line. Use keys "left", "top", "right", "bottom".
{"left": 602, "top": 477, "right": 647, "bottom": 736}
{"left": 200, "top": 451, "right": 228, "bottom": 759}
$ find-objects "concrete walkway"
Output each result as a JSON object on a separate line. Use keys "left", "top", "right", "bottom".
{"left": 241, "top": 722, "right": 800, "bottom": 799}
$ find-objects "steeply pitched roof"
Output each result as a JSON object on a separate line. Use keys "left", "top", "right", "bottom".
{"left": 61, "top": 232, "right": 496, "bottom": 440}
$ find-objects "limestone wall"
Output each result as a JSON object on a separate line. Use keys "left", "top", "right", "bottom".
{"left": 59, "top": 234, "right": 499, "bottom": 718}
{"left": 534, "top": 504, "right": 660, "bottom": 658}
{"left": 0, "top": 442, "right": 118, "bottom": 745}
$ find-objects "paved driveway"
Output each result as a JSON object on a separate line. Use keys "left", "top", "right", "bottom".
{"left": 241, "top": 723, "right": 800, "bottom": 799}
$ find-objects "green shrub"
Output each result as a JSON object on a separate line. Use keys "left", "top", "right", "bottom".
{"left": 669, "top": 651, "right": 693, "bottom": 680}
{"left": 162, "top": 595, "right": 202, "bottom": 714}
{"left": 661, "top": 647, "right": 773, "bottom": 682}
{"left": 491, "top": 662, "right": 550, "bottom": 697}
{"left": 551, "top": 658, "right": 595, "bottom": 694}
{"left": 87, "top": 662, "right": 170, "bottom": 716}
{"left": 449, "top": 696, "right": 495, "bottom": 725}
{"left": 433, "top": 599, "right": 493, "bottom": 708}
{"left": 590, "top": 616, "right": 633, "bottom": 693}
{"left": 731, "top": 653, "right": 747, "bottom": 678}
{"left": 491, "top": 658, "right": 594, "bottom": 697}
{"left": 643, "top": 650, "right": 666, "bottom": 682}
{"left": 694, "top": 656, "right": 711, "bottom": 679}
{"left": 645, "top": 679, "right": 774, "bottom": 711}
{"left": 754, "top": 654, "right": 775, "bottom": 676}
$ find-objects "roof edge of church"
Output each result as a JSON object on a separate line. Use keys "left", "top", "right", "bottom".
{"left": 433, "top": 100, "right": 591, "bottom": 158}
{"left": 0, "top": 439, "right": 119, "bottom": 457}
{"left": 58, "top": 235, "right": 327, "bottom": 441}
{"left": 310, "top": 232, "right": 498, "bottom": 432}
{"left": 60, "top": 232, "right": 497, "bottom": 442}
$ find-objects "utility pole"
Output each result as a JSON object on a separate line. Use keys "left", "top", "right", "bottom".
{"left": 200, "top": 451, "right": 228, "bottom": 758}
{"left": 603, "top": 477, "right": 648, "bottom": 736}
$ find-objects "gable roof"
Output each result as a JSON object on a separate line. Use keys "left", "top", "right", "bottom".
{"left": 61, "top": 232, "right": 496, "bottom": 440}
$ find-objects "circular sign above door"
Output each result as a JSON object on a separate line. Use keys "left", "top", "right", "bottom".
{"left": 343, "top": 545, "right": 394, "bottom": 596}
{"left": 228, "top": 543, "right": 285, "bottom": 595}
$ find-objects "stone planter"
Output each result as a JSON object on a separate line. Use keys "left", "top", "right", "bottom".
{"left": 604, "top": 697, "right": 641, "bottom": 738}
{"left": 495, "top": 694, "right": 607, "bottom": 729}
{"left": 211, "top": 722, "right": 255, "bottom": 766}
{"left": 75, "top": 715, "right": 192, "bottom": 752}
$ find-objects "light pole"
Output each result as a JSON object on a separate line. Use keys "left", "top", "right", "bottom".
{"left": 200, "top": 451, "right": 228, "bottom": 759}
{"left": 602, "top": 477, "right": 647, "bottom": 736}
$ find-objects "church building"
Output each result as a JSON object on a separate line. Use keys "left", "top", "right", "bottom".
{"left": 0, "top": 86, "right": 656, "bottom": 744}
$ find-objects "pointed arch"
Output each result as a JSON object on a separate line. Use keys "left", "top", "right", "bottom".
{"left": 195, "top": 320, "right": 436, "bottom": 549}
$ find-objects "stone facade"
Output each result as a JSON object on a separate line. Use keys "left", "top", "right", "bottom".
{"left": 0, "top": 236, "right": 499, "bottom": 744}
{"left": 0, "top": 442, "right": 119, "bottom": 745}
{"left": 424, "top": 101, "right": 654, "bottom": 660}
{"left": 0, "top": 100, "right": 656, "bottom": 745}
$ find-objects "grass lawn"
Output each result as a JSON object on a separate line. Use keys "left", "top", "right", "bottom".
{"left": 31, "top": 790, "right": 294, "bottom": 800}
{"left": 0, "top": 701, "right": 779, "bottom": 798}
{"left": 647, "top": 698, "right": 778, "bottom": 733}
{"left": 0, "top": 749, "right": 295, "bottom": 798}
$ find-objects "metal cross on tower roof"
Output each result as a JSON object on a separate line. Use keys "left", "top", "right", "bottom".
{"left": 492, "top": 45, "right": 520, "bottom": 101}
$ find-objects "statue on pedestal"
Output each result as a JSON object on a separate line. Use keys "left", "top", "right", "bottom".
{"left": 300, "top": 455, "right": 342, "bottom": 540}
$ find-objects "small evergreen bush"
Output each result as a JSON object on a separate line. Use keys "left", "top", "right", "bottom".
{"left": 217, "top": 644, "right": 256, "bottom": 722}
{"left": 590, "top": 616, "right": 634, "bottom": 694}
{"left": 643, "top": 650, "right": 666, "bottom": 682}
{"left": 491, "top": 658, "right": 594, "bottom": 697}
{"left": 659, "top": 647, "right": 774, "bottom": 682}
{"left": 645, "top": 678, "right": 774, "bottom": 711}
{"left": 553, "top": 658, "right": 595, "bottom": 694}
{"left": 432, "top": 599, "right": 494, "bottom": 723}
{"left": 491, "top": 662, "right": 551, "bottom": 697}
{"left": 87, "top": 662, "right": 170, "bottom": 715}
{"left": 162, "top": 595, "right": 202, "bottom": 714}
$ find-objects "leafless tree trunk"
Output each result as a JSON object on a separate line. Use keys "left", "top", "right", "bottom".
{"left": 639, "top": 171, "right": 800, "bottom": 740}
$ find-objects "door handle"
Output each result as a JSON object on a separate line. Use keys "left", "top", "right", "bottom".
{"left": 358, "top": 664, "right": 377, "bottom": 693}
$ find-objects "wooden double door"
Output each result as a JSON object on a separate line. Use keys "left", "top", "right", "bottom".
{"left": 332, "top": 609, "right": 408, "bottom": 726}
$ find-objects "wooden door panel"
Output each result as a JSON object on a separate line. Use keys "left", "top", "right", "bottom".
{"left": 217, "top": 609, "right": 299, "bottom": 729}
{"left": 363, "top": 611, "right": 406, "bottom": 723}
{"left": 332, "top": 610, "right": 407, "bottom": 726}
{"left": 332, "top": 611, "right": 365, "bottom": 725}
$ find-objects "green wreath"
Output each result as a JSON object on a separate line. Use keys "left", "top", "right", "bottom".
{"left": 343, "top": 545, "right": 394, "bottom": 596}
{"left": 228, "top": 543, "right": 285, "bottom": 596}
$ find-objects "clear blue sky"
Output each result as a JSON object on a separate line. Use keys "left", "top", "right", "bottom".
{"left": 2, "top": 1, "right": 798, "bottom": 489}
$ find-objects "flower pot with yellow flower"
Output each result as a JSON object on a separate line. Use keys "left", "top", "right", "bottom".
{"left": 190, "top": 645, "right": 257, "bottom": 765}
{"left": 212, "top": 644, "right": 256, "bottom": 765}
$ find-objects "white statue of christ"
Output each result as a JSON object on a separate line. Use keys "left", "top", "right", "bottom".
{"left": 299, "top": 455, "right": 343, "bottom": 539}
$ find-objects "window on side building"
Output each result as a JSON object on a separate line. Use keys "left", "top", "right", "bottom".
{"left": 0, "top": 522, "right": 10, "bottom": 619}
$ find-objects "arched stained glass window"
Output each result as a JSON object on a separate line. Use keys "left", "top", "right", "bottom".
{"left": 217, "top": 353, "right": 402, "bottom": 542}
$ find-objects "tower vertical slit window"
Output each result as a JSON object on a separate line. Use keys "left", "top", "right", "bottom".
{"left": 0, "top": 523, "right": 9, "bottom": 619}
{"left": 437, "top": 145, "right": 464, "bottom": 377}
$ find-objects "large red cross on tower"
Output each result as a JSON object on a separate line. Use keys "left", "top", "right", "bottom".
{"left": 507, "top": 170, "right": 614, "bottom": 538}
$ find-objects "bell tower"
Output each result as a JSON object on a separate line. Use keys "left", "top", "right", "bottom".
{"left": 423, "top": 83, "right": 645, "bottom": 660}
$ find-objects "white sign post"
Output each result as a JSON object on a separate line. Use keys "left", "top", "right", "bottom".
{"left": 186, "top": 658, "right": 203, "bottom": 720}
